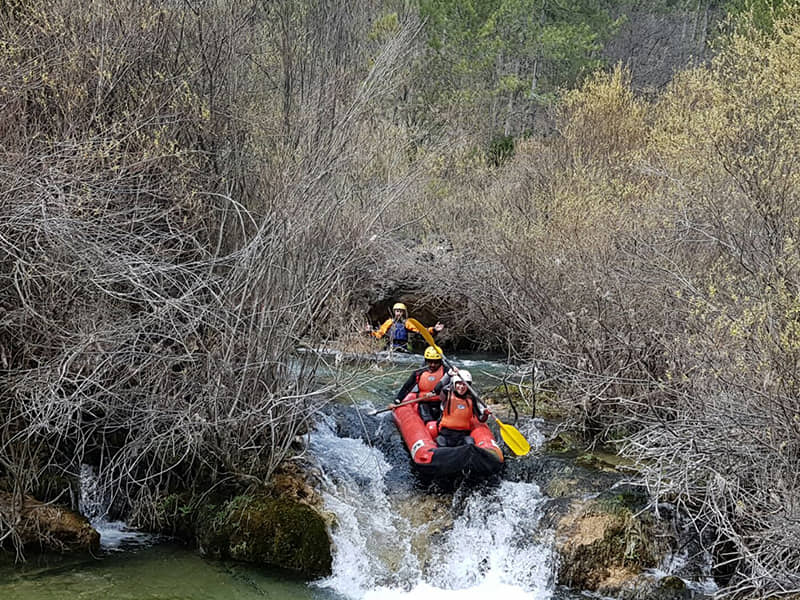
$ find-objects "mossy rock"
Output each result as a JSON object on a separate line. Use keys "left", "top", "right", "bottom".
{"left": 485, "top": 386, "right": 566, "bottom": 420}
{"left": 575, "top": 450, "right": 636, "bottom": 473}
{"left": 154, "top": 464, "right": 333, "bottom": 578}
{"left": 0, "top": 490, "right": 99, "bottom": 554}
{"left": 531, "top": 390, "right": 569, "bottom": 420}
{"left": 545, "top": 476, "right": 582, "bottom": 498}
{"left": 658, "top": 575, "right": 688, "bottom": 592}
{"left": 194, "top": 493, "right": 332, "bottom": 578}
{"left": 542, "top": 431, "right": 580, "bottom": 454}
{"left": 555, "top": 495, "right": 672, "bottom": 592}
{"left": 594, "top": 485, "right": 650, "bottom": 514}
{"left": 602, "top": 573, "right": 691, "bottom": 600}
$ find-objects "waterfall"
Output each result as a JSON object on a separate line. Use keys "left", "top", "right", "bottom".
{"left": 308, "top": 417, "right": 556, "bottom": 600}
{"left": 79, "top": 464, "right": 154, "bottom": 550}
{"left": 79, "top": 464, "right": 108, "bottom": 521}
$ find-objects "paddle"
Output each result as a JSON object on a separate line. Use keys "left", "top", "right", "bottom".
{"left": 406, "top": 318, "right": 531, "bottom": 456}
{"left": 368, "top": 392, "right": 436, "bottom": 416}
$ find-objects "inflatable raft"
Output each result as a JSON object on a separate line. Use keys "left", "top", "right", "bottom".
{"left": 392, "top": 392, "right": 504, "bottom": 479}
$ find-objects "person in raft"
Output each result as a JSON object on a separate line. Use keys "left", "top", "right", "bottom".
{"left": 367, "top": 302, "right": 444, "bottom": 351}
{"left": 434, "top": 369, "right": 490, "bottom": 448}
{"left": 393, "top": 345, "right": 447, "bottom": 423}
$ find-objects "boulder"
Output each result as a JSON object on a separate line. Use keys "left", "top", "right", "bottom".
{"left": 0, "top": 490, "right": 99, "bottom": 553}
{"left": 158, "top": 464, "right": 333, "bottom": 578}
{"left": 194, "top": 493, "right": 333, "bottom": 578}
{"left": 555, "top": 490, "right": 674, "bottom": 596}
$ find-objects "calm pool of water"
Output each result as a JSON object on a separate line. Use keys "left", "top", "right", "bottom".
{"left": 0, "top": 542, "right": 336, "bottom": 600}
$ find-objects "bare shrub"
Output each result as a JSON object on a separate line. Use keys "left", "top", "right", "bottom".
{"left": 382, "top": 14, "right": 800, "bottom": 596}
{"left": 623, "top": 14, "right": 800, "bottom": 596}
{"left": 0, "top": 0, "right": 421, "bottom": 552}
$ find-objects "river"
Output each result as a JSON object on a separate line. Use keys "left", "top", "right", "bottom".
{"left": 0, "top": 353, "right": 704, "bottom": 599}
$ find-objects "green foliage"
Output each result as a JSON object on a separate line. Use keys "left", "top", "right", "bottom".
{"left": 725, "top": 0, "right": 800, "bottom": 32}
{"left": 561, "top": 64, "right": 647, "bottom": 165}
{"left": 487, "top": 134, "right": 515, "bottom": 166}
{"left": 368, "top": 12, "right": 400, "bottom": 41}
{"left": 414, "top": 0, "right": 623, "bottom": 137}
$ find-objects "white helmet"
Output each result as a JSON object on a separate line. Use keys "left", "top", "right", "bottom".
{"left": 451, "top": 369, "right": 472, "bottom": 384}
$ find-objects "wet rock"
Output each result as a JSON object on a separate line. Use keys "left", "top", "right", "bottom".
{"left": 0, "top": 490, "right": 100, "bottom": 554}
{"left": 574, "top": 450, "right": 634, "bottom": 472}
{"left": 485, "top": 386, "right": 567, "bottom": 421}
{"left": 194, "top": 492, "right": 332, "bottom": 578}
{"left": 602, "top": 573, "right": 692, "bottom": 600}
{"left": 157, "top": 465, "right": 333, "bottom": 579}
{"left": 393, "top": 491, "right": 453, "bottom": 565}
{"left": 542, "top": 431, "right": 580, "bottom": 454}
{"left": 554, "top": 490, "right": 674, "bottom": 596}
{"left": 506, "top": 453, "right": 621, "bottom": 499}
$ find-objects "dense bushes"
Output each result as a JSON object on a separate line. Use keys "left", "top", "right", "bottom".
{"left": 1, "top": 0, "right": 798, "bottom": 594}
{"left": 0, "top": 0, "right": 419, "bottom": 549}
{"left": 399, "top": 12, "right": 800, "bottom": 597}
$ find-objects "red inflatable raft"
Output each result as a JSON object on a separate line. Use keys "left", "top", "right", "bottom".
{"left": 393, "top": 392, "right": 504, "bottom": 479}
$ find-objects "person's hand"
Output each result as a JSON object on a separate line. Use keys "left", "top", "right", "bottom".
{"left": 479, "top": 408, "right": 490, "bottom": 423}
{"left": 434, "top": 321, "right": 444, "bottom": 332}
{"left": 447, "top": 367, "right": 459, "bottom": 377}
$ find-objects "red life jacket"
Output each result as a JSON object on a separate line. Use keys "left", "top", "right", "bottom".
{"left": 417, "top": 365, "right": 444, "bottom": 394}
{"left": 440, "top": 390, "right": 474, "bottom": 431}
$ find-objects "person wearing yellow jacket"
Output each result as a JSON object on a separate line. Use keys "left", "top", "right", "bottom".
{"left": 368, "top": 302, "right": 444, "bottom": 351}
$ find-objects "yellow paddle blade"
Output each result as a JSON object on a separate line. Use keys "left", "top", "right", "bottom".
{"left": 406, "top": 317, "right": 436, "bottom": 348}
{"left": 494, "top": 417, "right": 531, "bottom": 456}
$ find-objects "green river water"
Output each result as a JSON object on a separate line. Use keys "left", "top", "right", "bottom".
{"left": 0, "top": 542, "right": 331, "bottom": 600}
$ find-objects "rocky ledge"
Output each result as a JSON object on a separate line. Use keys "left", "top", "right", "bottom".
{"left": 0, "top": 490, "right": 100, "bottom": 554}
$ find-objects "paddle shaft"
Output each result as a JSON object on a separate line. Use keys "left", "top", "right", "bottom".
{"left": 368, "top": 392, "right": 436, "bottom": 416}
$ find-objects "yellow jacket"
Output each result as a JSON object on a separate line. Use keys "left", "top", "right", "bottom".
{"left": 371, "top": 318, "right": 435, "bottom": 339}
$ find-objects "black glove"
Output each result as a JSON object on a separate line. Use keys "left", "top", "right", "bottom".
{"left": 478, "top": 409, "right": 490, "bottom": 423}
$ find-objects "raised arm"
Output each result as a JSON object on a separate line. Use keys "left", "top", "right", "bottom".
{"left": 405, "top": 320, "right": 445, "bottom": 336}
{"left": 371, "top": 318, "right": 393, "bottom": 339}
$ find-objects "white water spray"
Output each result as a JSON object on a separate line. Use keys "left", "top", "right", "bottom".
{"left": 79, "top": 464, "right": 155, "bottom": 550}
{"left": 309, "top": 418, "right": 556, "bottom": 600}
{"left": 310, "top": 418, "right": 422, "bottom": 597}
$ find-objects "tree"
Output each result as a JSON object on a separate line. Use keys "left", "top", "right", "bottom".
{"left": 414, "top": 0, "right": 622, "bottom": 139}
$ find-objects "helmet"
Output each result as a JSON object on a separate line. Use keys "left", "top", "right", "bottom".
{"left": 423, "top": 345, "right": 443, "bottom": 360}
{"left": 451, "top": 369, "right": 472, "bottom": 384}
{"left": 392, "top": 302, "right": 407, "bottom": 312}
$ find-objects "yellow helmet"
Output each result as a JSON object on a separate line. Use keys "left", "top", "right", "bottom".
{"left": 392, "top": 302, "right": 407, "bottom": 312}
{"left": 423, "top": 345, "right": 443, "bottom": 360}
